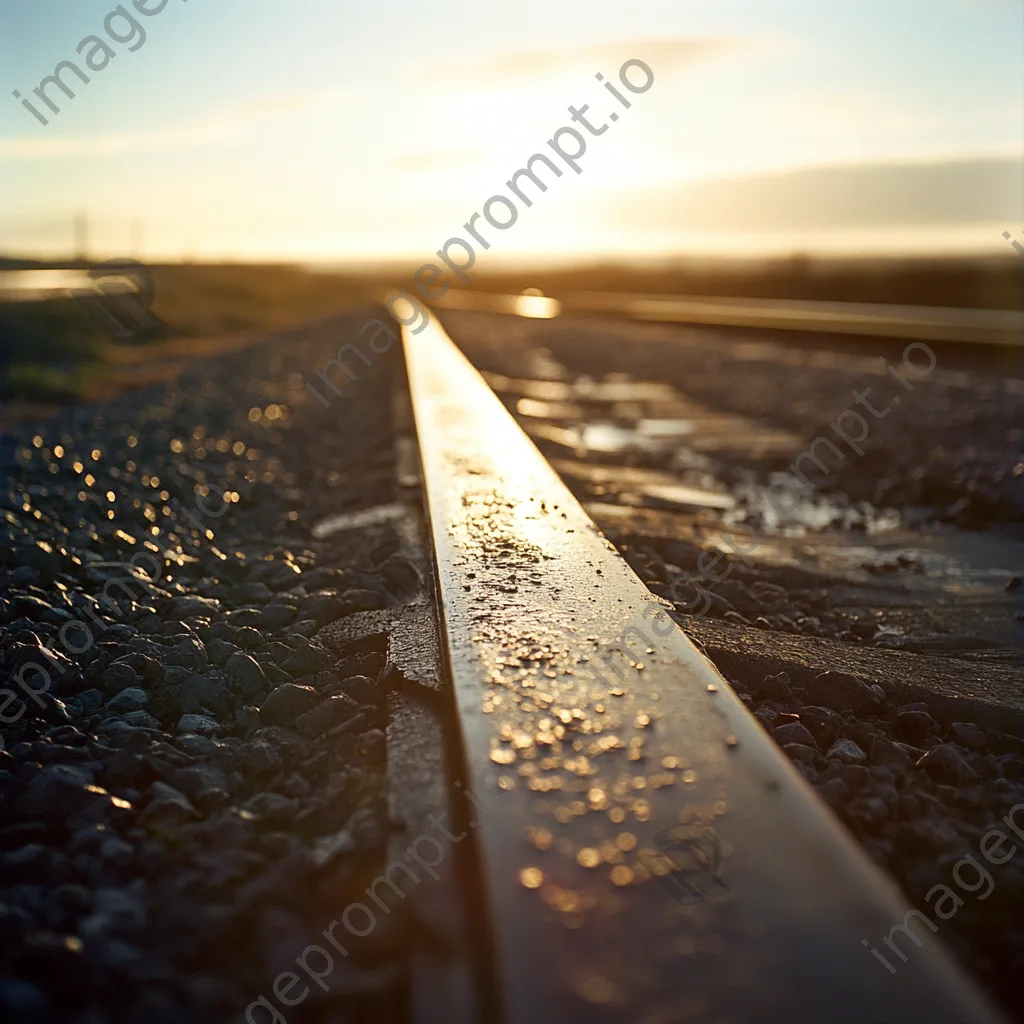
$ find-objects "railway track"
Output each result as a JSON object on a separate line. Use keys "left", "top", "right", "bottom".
{"left": 3, "top": 292, "right": 1022, "bottom": 1023}
{"left": 396, "top": 309, "right": 1009, "bottom": 1022}
{"left": 433, "top": 288, "right": 1024, "bottom": 347}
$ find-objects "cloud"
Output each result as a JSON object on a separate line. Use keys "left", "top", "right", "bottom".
{"left": 391, "top": 149, "right": 483, "bottom": 172}
{"left": 607, "top": 157, "right": 1024, "bottom": 234}
{"left": 426, "top": 37, "right": 741, "bottom": 86}
{"left": 0, "top": 91, "right": 343, "bottom": 161}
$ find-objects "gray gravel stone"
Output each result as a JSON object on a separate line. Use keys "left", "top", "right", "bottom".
{"left": 176, "top": 714, "right": 220, "bottom": 736}
{"left": 166, "top": 637, "right": 208, "bottom": 670}
{"left": 139, "top": 781, "right": 199, "bottom": 832}
{"left": 238, "top": 739, "right": 282, "bottom": 775}
{"left": 281, "top": 640, "right": 335, "bottom": 676}
{"left": 206, "top": 638, "right": 239, "bottom": 667}
{"left": 797, "top": 706, "right": 842, "bottom": 747}
{"left": 895, "top": 709, "right": 937, "bottom": 744}
{"left": 916, "top": 743, "right": 978, "bottom": 785}
{"left": 773, "top": 721, "right": 818, "bottom": 749}
{"left": 180, "top": 674, "right": 228, "bottom": 715}
{"left": 781, "top": 742, "right": 818, "bottom": 768}
{"left": 295, "top": 694, "right": 359, "bottom": 738}
{"left": 169, "top": 595, "right": 221, "bottom": 619}
{"left": 225, "top": 651, "right": 266, "bottom": 697}
{"left": 826, "top": 739, "right": 867, "bottom": 764}
{"left": 121, "top": 711, "right": 162, "bottom": 729}
{"left": 949, "top": 721, "right": 987, "bottom": 750}
{"left": 260, "top": 683, "right": 319, "bottom": 726}
{"left": 810, "top": 671, "right": 883, "bottom": 713}
{"left": 257, "top": 603, "right": 296, "bottom": 630}
{"left": 869, "top": 736, "right": 911, "bottom": 768}
{"left": 105, "top": 687, "right": 149, "bottom": 713}
{"left": 101, "top": 661, "right": 143, "bottom": 694}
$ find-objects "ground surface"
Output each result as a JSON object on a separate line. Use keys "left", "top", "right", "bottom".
{"left": 0, "top": 309, "right": 420, "bottom": 1023}
{"left": 4, "top": 298, "right": 1024, "bottom": 1021}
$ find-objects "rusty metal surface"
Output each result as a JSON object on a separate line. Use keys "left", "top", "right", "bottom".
{"left": 402, "top": 312, "right": 1006, "bottom": 1024}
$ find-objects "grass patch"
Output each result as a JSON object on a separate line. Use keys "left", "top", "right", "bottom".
{"left": 0, "top": 264, "right": 372, "bottom": 405}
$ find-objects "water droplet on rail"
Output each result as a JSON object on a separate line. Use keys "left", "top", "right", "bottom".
{"left": 520, "top": 867, "right": 544, "bottom": 888}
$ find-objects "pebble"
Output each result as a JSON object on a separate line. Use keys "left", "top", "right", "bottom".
{"left": 169, "top": 596, "right": 221, "bottom": 620}
{"left": 895, "top": 709, "right": 937, "bottom": 745}
{"left": 797, "top": 706, "right": 842, "bottom": 747}
{"left": 781, "top": 742, "right": 818, "bottom": 768}
{"left": 121, "top": 711, "right": 162, "bottom": 730}
{"left": 180, "top": 674, "right": 229, "bottom": 715}
{"left": 295, "top": 694, "right": 360, "bottom": 738}
{"left": 826, "top": 739, "right": 867, "bottom": 764}
{"left": 225, "top": 651, "right": 267, "bottom": 698}
{"left": 101, "top": 661, "right": 143, "bottom": 694}
{"left": 176, "top": 715, "right": 220, "bottom": 736}
{"left": 869, "top": 736, "right": 911, "bottom": 768}
{"left": 139, "top": 782, "right": 199, "bottom": 832}
{"left": 948, "top": 721, "right": 987, "bottom": 751}
{"left": 259, "top": 683, "right": 319, "bottom": 726}
{"left": 916, "top": 743, "right": 978, "bottom": 786}
{"left": 280, "top": 639, "right": 336, "bottom": 677}
{"left": 810, "top": 671, "right": 883, "bottom": 713}
{"left": 105, "top": 687, "right": 149, "bottom": 714}
{"left": 773, "top": 721, "right": 819, "bottom": 749}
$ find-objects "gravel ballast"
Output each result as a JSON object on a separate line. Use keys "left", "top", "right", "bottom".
{"left": 0, "top": 311, "right": 415, "bottom": 1023}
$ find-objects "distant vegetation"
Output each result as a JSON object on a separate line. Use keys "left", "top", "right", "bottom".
{"left": 466, "top": 254, "right": 1024, "bottom": 311}
{"left": 0, "top": 299, "right": 109, "bottom": 403}
{"left": 0, "top": 263, "right": 371, "bottom": 405}
{"left": 2, "top": 254, "right": 1019, "bottom": 408}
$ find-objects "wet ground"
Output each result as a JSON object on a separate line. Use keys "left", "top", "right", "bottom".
{"left": 440, "top": 308, "right": 1024, "bottom": 666}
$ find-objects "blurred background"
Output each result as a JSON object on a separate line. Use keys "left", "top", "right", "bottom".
{"left": 1, "top": 0, "right": 1022, "bottom": 403}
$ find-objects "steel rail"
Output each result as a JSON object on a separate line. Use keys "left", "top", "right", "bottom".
{"left": 430, "top": 288, "right": 1024, "bottom": 346}
{"left": 402, "top": 311, "right": 1007, "bottom": 1024}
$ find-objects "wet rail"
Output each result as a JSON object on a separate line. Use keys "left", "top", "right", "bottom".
{"left": 401, "top": 311, "right": 1007, "bottom": 1023}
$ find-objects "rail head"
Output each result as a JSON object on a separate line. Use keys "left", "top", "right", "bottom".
{"left": 402, "top": 311, "right": 1007, "bottom": 1024}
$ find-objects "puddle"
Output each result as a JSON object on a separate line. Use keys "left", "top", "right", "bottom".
{"left": 484, "top": 374, "right": 575, "bottom": 402}
{"left": 630, "top": 482, "right": 735, "bottom": 512}
{"left": 311, "top": 501, "right": 406, "bottom": 539}
{"left": 636, "top": 418, "right": 697, "bottom": 439}
{"left": 729, "top": 474, "right": 902, "bottom": 535}
{"left": 579, "top": 423, "right": 664, "bottom": 454}
{"left": 571, "top": 378, "right": 678, "bottom": 403}
{"left": 516, "top": 397, "right": 589, "bottom": 420}
{"left": 554, "top": 423, "right": 699, "bottom": 457}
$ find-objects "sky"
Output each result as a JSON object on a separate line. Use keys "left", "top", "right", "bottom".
{"left": 0, "top": 0, "right": 1021, "bottom": 263}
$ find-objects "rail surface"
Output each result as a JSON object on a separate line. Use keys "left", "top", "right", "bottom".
{"left": 431, "top": 288, "right": 1024, "bottom": 346}
{"left": 402, "top": 310, "right": 1006, "bottom": 1024}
